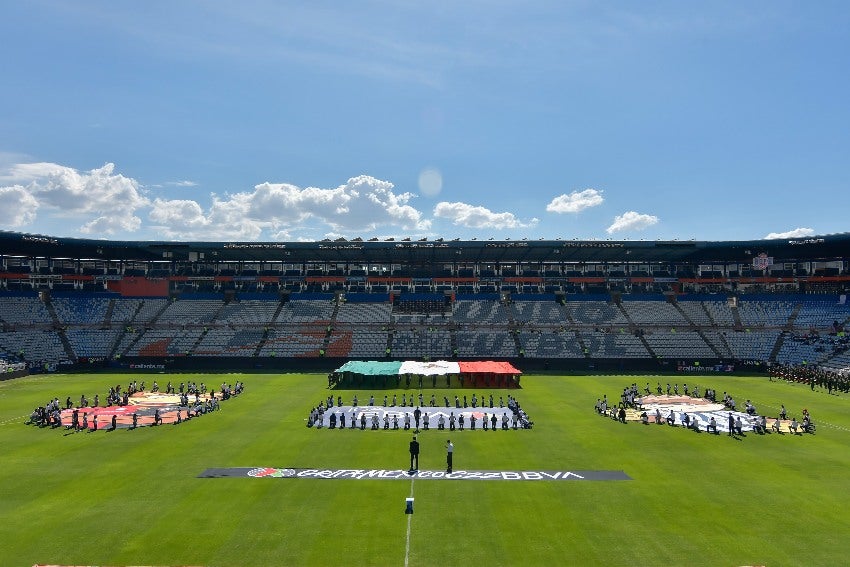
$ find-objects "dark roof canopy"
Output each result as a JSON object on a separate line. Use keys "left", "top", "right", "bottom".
{"left": 0, "top": 230, "right": 847, "bottom": 265}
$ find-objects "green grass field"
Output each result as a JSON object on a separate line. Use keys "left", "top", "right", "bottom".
{"left": 1, "top": 371, "right": 848, "bottom": 567}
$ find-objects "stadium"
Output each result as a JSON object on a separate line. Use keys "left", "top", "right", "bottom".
{"left": 3, "top": 229, "right": 850, "bottom": 566}
{"left": 1, "top": 230, "right": 849, "bottom": 374}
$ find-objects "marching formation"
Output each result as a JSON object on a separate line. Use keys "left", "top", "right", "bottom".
{"left": 770, "top": 364, "right": 850, "bottom": 394}
{"left": 306, "top": 391, "right": 533, "bottom": 431}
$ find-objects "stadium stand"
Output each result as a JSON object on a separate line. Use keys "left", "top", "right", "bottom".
{"left": 0, "top": 295, "right": 53, "bottom": 324}
{"left": 0, "top": 330, "right": 68, "bottom": 365}
{"left": 2, "top": 231, "right": 850, "bottom": 372}
{"left": 65, "top": 329, "right": 121, "bottom": 358}
{"left": 51, "top": 295, "right": 111, "bottom": 325}
{"left": 517, "top": 330, "right": 585, "bottom": 358}
{"left": 455, "top": 330, "right": 517, "bottom": 358}
{"left": 580, "top": 330, "right": 651, "bottom": 358}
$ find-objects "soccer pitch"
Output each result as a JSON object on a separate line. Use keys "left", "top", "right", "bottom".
{"left": 1, "top": 371, "right": 848, "bottom": 566}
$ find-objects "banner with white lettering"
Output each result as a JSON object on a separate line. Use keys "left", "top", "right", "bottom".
{"left": 198, "top": 467, "right": 631, "bottom": 481}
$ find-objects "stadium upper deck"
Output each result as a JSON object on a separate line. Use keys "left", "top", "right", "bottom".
{"left": 0, "top": 230, "right": 848, "bottom": 296}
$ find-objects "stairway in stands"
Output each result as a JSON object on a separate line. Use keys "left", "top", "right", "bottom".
{"left": 385, "top": 328, "right": 394, "bottom": 357}
{"left": 108, "top": 300, "right": 145, "bottom": 359}
{"left": 673, "top": 301, "right": 724, "bottom": 358}
{"left": 715, "top": 331, "right": 733, "bottom": 358}
{"left": 560, "top": 302, "right": 591, "bottom": 357}
{"left": 574, "top": 330, "right": 591, "bottom": 358}
{"left": 104, "top": 298, "right": 116, "bottom": 326}
{"left": 449, "top": 324, "right": 459, "bottom": 358}
{"left": 116, "top": 299, "right": 172, "bottom": 358}
{"left": 189, "top": 327, "right": 210, "bottom": 355}
{"left": 765, "top": 303, "right": 803, "bottom": 363}
{"left": 730, "top": 301, "right": 743, "bottom": 329}
{"left": 785, "top": 302, "right": 803, "bottom": 331}
{"left": 320, "top": 299, "right": 342, "bottom": 356}
{"left": 510, "top": 328, "right": 523, "bottom": 357}
{"left": 43, "top": 294, "right": 76, "bottom": 361}
{"left": 252, "top": 327, "right": 268, "bottom": 357}
{"left": 768, "top": 332, "right": 788, "bottom": 363}
{"left": 504, "top": 301, "right": 523, "bottom": 356}
{"left": 252, "top": 298, "right": 289, "bottom": 356}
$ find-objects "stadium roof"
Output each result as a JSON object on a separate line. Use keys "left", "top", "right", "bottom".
{"left": 1, "top": 230, "right": 848, "bottom": 265}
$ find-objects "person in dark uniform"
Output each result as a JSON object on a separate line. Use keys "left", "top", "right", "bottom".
{"left": 446, "top": 439, "right": 453, "bottom": 473}
{"left": 490, "top": 413, "right": 497, "bottom": 431}
{"left": 414, "top": 407, "right": 422, "bottom": 431}
{"left": 409, "top": 435, "right": 420, "bottom": 471}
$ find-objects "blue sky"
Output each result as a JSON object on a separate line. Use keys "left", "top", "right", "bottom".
{"left": 1, "top": 1, "right": 849, "bottom": 242}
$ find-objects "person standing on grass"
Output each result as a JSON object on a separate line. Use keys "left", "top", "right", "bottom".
{"left": 446, "top": 439, "right": 454, "bottom": 473}
{"left": 409, "top": 435, "right": 420, "bottom": 471}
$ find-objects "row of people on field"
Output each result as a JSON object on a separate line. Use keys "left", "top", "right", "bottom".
{"left": 770, "top": 363, "right": 850, "bottom": 394}
{"left": 309, "top": 409, "right": 527, "bottom": 431}
{"left": 348, "top": 392, "right": 507, "bottom": 409}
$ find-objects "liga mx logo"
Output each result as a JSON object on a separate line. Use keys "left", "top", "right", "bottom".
{"left": 248, "top": 467, "right": 297, "bottom": 478}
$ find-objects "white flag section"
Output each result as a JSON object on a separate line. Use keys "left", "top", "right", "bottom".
{"left": 399, "top": 360, "right": 461, "bottom": 375}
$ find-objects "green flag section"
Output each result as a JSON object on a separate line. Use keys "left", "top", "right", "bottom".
{"left": 335, "top": 360, "right": 403, "bottom": 375}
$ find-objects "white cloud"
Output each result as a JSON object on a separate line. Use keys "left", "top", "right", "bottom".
{"left": 0, "top": 162, "right": 68, "bottom": 183}
{"left": 149, "top": 196, "right": 264, "bottom": 240}
{"left": 0, "top": 186, "right": 40, "bottom": 227}
{"left": 166, "top": 180, "right": 198, "bottom": 187}
{"left": 0, "top": 162, "right": 149, "bottom": 234}
{"left": 254, "top": 175, "right": 431, "bottom": 231}
{"left": 148, "top": 175, "right": 431, "bottom": 240}
{"left": 546, "top": 188, "right": 604, "bottom": 213}
{"left": 764, "top": 227, "right": 815, "bottom": 240}
{"left": 433, "top": 201, "right": 537, "bottom": 229}
{"left": 606, "top": 211, "right": 659, "bottom": 234}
